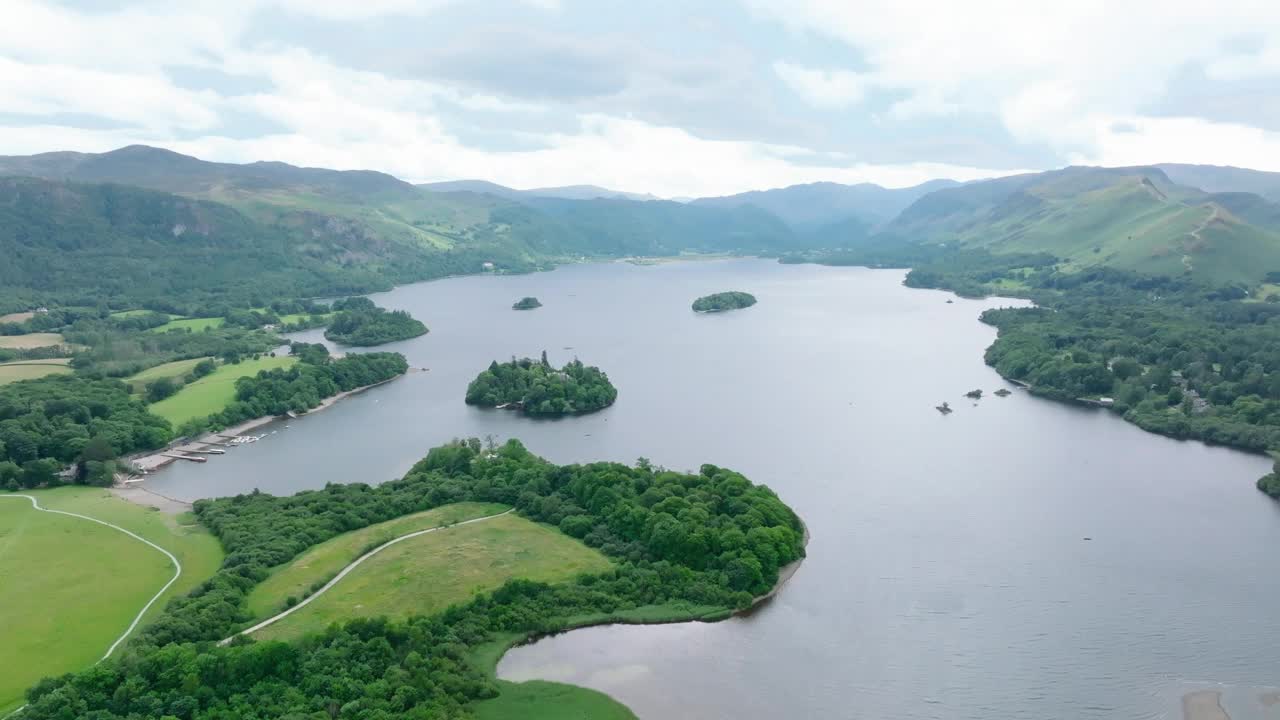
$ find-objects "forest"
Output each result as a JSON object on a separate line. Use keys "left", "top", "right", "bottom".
{"left": 0, "top": 375, "right": 172, "bottom": 489}
{"left": 324, "top": 297, "right": 428, "bottom": 346}
{"left": 692, "top": 291, "right": 757, "bottom": 312}
{"left": 178, "top": 347, "right": 408, "bottom": 435}
{"left": 465, "top": 355, "right": 617, "bottom": 415}
{"left": 19, "top": 438, "right": 805, "bottom": 719}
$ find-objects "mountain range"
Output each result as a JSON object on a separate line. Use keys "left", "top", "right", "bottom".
{"left": 1, "top": 144, "right": 1278, "bottom": 311}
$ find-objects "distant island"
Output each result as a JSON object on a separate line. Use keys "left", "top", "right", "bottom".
{"left": 512, "top": 297, "right": 542, "bottom": 310}
{"left": 465, "top": 353, "right": 617, "bottom": 416}
{"left": 693, "top": 291, "right": 757, "bottom": 313}
{"left": 324, "top": 297, "right": 427, "bottom": 346}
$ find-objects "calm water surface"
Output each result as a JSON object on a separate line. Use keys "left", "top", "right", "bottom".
{"left": 148, "top": 259, "right": 1279, "bottom": 720}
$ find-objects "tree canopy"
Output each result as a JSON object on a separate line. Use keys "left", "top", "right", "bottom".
{"left": 465, "top": 354, "right": 617, "bottom": 415}
{"left": 692, "top": 291, "right": 757, "bottom": 312}
{"left": 19, "top": 439, "right": 805, "bottom": 720}
{"left": 323, "top": 297, "right": 428, "bottom": 346}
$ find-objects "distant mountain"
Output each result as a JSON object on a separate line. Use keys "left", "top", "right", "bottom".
{"left": 419, "top": 179, "right": 657, "bottom": 202}
{"left": 0, "top": 176, "right": 387, "bottom": 310}
{"left": 878, "top": 166, "right": 1280, "bottom": 285}
{"left": 691, "top": 180, "right": 960, "bottom": 235}
{"left": 0, "top": 145, "right": 414, "bottom": 200}
{"left": 0, "top": 146, "right": 817, "bottom": 310}
{"left": 416, "top": 179, "right": 525, "bottom": 200}
{"left": 1156, "top": 164, "right": 1280, "bottom": 202}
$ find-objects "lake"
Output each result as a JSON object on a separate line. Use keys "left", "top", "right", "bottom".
{"left": 147, "top": 259, "right": 1280, "bottom": 720}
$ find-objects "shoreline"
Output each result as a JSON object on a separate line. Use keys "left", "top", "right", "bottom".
{"left": 118, "top": 372, "right": 410, "bottom": 496}
{"left": 485, "top": 514, "right": 809, "bottom": 687}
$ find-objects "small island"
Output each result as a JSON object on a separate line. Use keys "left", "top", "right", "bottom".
{"left": 512, "top": 297, "right": 542, "bottom": 310}
{"left": 465, "top": 352, "right": 617, "bottom": 416}
{"left": 965, "top": 389, "right": 983, "bottom": 399}
{"left": 692, "top": 291, "right": 757, "bottom": 313}
{"left": 324, "top": 297, "right": 428, "bottom": 346}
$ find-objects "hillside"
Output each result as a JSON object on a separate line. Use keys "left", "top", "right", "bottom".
{"left": 0, "top": 146, "right": 813, "bottom": 301}
{"left": 521, "top": 196, "right": 799, "bottom": 254}
{"left": 0, "top": 177, "right": 383, "bottom": 310}
{"left": 692, "top": 179, "right": 959, "bottom": 236}
{"left": 418, "top": 179, "right": 657, "bottom": 201}
{"left": 878, "top": 166, "right": 1280, "bottom": 286}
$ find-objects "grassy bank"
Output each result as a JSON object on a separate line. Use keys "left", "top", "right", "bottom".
{"left": 0, "top": 487, "right": 223, "bottom": 715}
{"left": 148, "top": 355, "right": 297, "bottom": 426}
{"left": 0, "top": 333, "right": 64, "bottom": 349}
{"left": 245, "top": 502, "right": 509, "bottom": 618}
{"left": 124, "top": 356, "right": 213, "bottom": 393}
{"left": 0, "top": 358, "right": 71, "bottom": 385}
{"left": 147, "top": 317, "right": 226, "bottom": 333}
{"left": 253, "top": 513, "right": 612, "bottom": 642}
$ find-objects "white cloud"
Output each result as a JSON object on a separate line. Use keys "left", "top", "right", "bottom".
{"left": 773, "top": 61, "right": 866, "bottom": 108}
{"left": 1077, "top": 115, "right": 1280, "bottom": 170}
{"left": 748, "top": 0, "right": 1280, "bottom": 155}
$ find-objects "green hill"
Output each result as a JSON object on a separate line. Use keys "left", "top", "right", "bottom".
{"left": 0, "top": 145, "right": 814, "bottom": 311}
{"left": 692, "top": 179, "right": 958, "bottom": 238}
{"left": 879, "top": 166, "right": 1280, "bottom": 286}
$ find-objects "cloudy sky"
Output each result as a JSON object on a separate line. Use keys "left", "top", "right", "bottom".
{"left": 4, "top": 0, "right": 1280, "bottom": 197}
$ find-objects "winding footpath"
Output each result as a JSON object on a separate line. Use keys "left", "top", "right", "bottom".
{"left": 220, "top": 508, "right": 514, "bottom": 645}
{"left": 0, "top": 494, "right": 182, "bottom": 719}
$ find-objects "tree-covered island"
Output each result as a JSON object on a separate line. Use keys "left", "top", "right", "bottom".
{"left": 323, "top": 297, "right": 427, "bottom": 346}
{"left": 512, "top": 297, "right": 542, "bottom": 310}
{"left": 465, "top": 353, "right": 617, "bottom": 415}
{"left": 692, "top": 291, "right": 757, "bottom": 313}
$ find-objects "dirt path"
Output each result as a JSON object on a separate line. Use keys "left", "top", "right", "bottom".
{"left": 219, "top": 508, "right": 514, "bottom": 645}
{"left": 0, "top": 494, "right": 183, "bottom": 719}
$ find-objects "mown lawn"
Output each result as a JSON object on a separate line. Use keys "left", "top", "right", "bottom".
{"left": 0, "top": 358, "right": 71, "bottom": 385}
{"left": 148, "top": 355, "right": 296, "bottom": 426}
{"left": 253, "top": 513, "right": 612, "bottom": 642}
{"left": 125, "top": 356, "right": 213, "bottom": 393}
{"left": 246, "top": 502, "right": 510, "bottom": 618}
{"left": 148, "top": 317, "right": 226, "bottom": 333}
{"left": 0, "top": 487, "right": 223, "bottom": 715}
{"left": 0, "top": 333, "right": 65, "bottom": 349}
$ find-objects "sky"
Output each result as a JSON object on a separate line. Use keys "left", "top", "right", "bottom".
{"left": 3, "top": 0, "right": 1280, "bottom": 197}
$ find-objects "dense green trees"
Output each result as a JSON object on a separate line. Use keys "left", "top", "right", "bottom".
{"left": 512, "top": 296, "right": 542, "bottom": 310}
{"left": 19, "top": 439, "right": 804, "bottom": 719}
{"left": 324, "top": 297, "right": 428, "bottom": 346}
{"left": 692, "top": 291, "right": 757, "bottom": 312}
{"left": 465, "top": 355, "right": 617, "bottom": 415}
{"left": 180, "top": 351, "right": 408, "bottom": 435}
{"left": 0, "top": 375, "right": 171, "bottom": 488}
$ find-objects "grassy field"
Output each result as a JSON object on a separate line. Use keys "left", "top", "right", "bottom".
{"left": 0, "top": 332, "right": 65, "bottom": 349}
{"left": 253, "top": 513, "right": 612, "bottom": 642}
{"left": 148, "top": 317, "right": 226, "bottom": 333}
{"left": 0, "top": 487, "right": 223, "bottom": 715}
{"left": 246, "top": 502, "right": 509, "bottom": 618}
{"left": 276, "top": 311, "right": 333, "bottom": 326}
{"left": 0, "top": 312, "right": 34, "bottom": 324}
{"left": 0, "top": 358, "right": 72, "bottom": 385}
{"left": 149, "top": 355, "right": 296, "bottom": 426}
{"left": 124, "top": 356, "right": 213, "bottom": 392}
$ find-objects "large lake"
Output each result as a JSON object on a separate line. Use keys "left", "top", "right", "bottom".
{"left": 148, "top": 259, "right": 1279, "bottom": 720}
